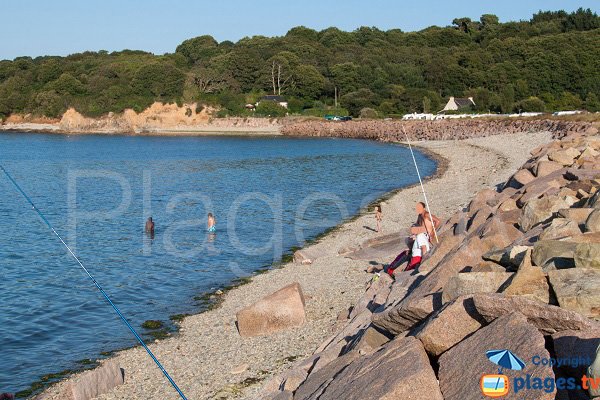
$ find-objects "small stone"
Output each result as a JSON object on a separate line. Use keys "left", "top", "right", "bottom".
{"left": 230, "top": 363, "right": 249, "bottom": 374}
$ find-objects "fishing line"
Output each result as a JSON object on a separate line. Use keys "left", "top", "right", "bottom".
{"left": 401, "top": 127, "right": 439, "bottom": 243}
{"left": 0, "top": 164, "right": 188, "bottom": 400}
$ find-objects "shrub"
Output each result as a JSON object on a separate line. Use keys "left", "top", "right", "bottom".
{"left": 359, "top": 107, "right": 379, "bottom": 119}
{"left": 255, "top": 101, "right": 287, "bottom": 117}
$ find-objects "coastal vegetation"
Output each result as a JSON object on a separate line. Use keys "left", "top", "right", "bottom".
{"left": 0, "top": 8, "right": 599, "bottom": 119}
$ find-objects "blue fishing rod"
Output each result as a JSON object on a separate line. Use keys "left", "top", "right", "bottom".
{"left": 0, "top": 164, "right": 188, "bottom": 400}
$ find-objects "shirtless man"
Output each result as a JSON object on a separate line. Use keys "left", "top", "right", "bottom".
{"left": 406, "top": 202, "right": 440, "bottom": 270}
{"left": 145, "top": 217, "right": 155, "bottom": 236}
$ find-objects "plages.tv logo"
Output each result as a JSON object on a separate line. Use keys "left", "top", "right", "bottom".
{"left": 480, "top": 349, "right": 526, "bottom": 398}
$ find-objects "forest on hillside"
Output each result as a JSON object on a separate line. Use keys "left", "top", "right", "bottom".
{"left": 0, "top": 8, "right": 599, "bottom": 119}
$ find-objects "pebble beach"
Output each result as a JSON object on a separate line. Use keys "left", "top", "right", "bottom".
{"left": 36, "top": 129, "right": 553, "bottom": 400}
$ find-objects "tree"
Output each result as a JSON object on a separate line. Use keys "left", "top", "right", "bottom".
{"left": 422, "top": 96, "right": 432, "bottom": 113}
{"left": 331, "top": 63, "right": 361, "bottom": 94}
{"left": 452, "top": 17, "right": 477, "bottom": 33}
{"left": 47, "top": 73, "right": 86, "bottom": 96}
{"left": 359, "top": 107, "right": 378, "bottom": 118}
{"left": 517, "top": 96, "right": 546, "bottom": 112}
{"left": 131, "top": 63, "right": 185, "bottom": 100}
{"left": 562, "top": 8, "right": 600, "bottom": 32}
{"left": 500, "top": 84, "right": 515, "bottom": 113}
{"left": 585, "top": 92, "right": 600, "bottom": 112}
{"left": 341, "top": 88, "right": 377, "bottom": 116}
{"left": 480, "top": 14, "right": 500, "bottom": 27}
{"left": 176, "top": 35, "right": 219, "bottom": 64}
{"left": 34, "top": 90, "right": 65, "bottom": 117}
{"left": 292, "top": 65, "right": 325, "bottom": 99}
{"left": 188, "top": 67, "right": 230, "bottom": 94}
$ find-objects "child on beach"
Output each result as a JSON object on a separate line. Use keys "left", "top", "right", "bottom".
{"left": 207, "top": 213, "right": 216, "bottom": 233}
{"left": 375, "top": 204, "right": 383, "bottom": 232}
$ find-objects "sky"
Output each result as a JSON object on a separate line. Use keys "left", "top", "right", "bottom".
{"left": 1, "top": 0, "right": 598, "bottom": 60}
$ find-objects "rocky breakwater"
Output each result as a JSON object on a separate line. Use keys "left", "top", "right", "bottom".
{"left": 257, "top": 125, "right": 600, "bottom": 399}
{"left": 281, "top": 118, "right": 594, "bottom": 142}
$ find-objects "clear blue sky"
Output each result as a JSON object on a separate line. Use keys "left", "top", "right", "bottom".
{"left": 1, "top": 0, "right": 598, "bottom": 60}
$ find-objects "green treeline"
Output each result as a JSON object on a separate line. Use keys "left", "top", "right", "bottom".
{"left": 1, "top": 8, "right": 599, "bottom": 119}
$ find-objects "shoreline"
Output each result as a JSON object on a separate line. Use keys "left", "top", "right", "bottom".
{"left": 35, "top": 130, "right": 552, "bottom": 400}
{"left": 15, "top": 139, "right": 444, "bottom": 399}
{"left": 0, "top": 124, "right": 282, "bottom": 137}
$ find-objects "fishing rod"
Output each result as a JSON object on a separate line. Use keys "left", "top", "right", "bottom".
{"left": 401, "top": 127, "right": 439, "bottom": 244}
{"left": 0, "top": 164, "right": 188, "bottom": 400}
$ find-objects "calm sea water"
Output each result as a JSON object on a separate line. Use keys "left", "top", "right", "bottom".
{"left": 0, "top": 133, "right": 435, "bottom": 394}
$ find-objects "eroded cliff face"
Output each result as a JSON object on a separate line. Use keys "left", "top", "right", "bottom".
{"left": 56, "top": 103, "right": 277, "bottom": 133}
{"left": 42, "top": 102, "right": 277, "bottom": 133}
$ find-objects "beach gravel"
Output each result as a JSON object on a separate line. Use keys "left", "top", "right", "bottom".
{"left": 39, "top": 130, "right": 551, "bottom": 400}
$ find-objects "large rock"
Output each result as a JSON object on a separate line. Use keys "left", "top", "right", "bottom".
{"left": 510, "top": 168, "right": 536, "bottom": 188}
{"left": 468, "top": 188, "right": 500, "bottom": 213}
{"left": 69, "top": 361, "right": 124, "bottom": 400}
{"left": 535, "top": 160, "right": 564, "bottom": 177}
{"left": 315, "top": 309, "right": 372, "bottom": 360}
{"left": 442, "top": 272, "right": 513, "bottom": 303}
{"left": 548, "top": 147, "right": 581, "bottom": 166}
{"left": 294, "top": 337, "right": 444, "bottom": 400}
{"left": 345, "top": 232, "right": 407, "bottom": 261}
{"left": 292, "top": 351, "right": 360, "bottom": 400}
{"left": 520, "top": 196, "right": 570, "bottom": 231}
{"left": 371, "top": 293, "right": 439, "bottom": 335}
{"left": 467, "top": 204, "right": 494, "bottom": 231}
{"left": 539, "top": 218, "right": 582, "bottom": 240}
{"left": 503, "top": 249, "right": 551, "bottom": 303}
{"left": 482, "top": 245, "right": 530, "bottom": 270}
{"left": 589, "top": 342, "right": 600, "bottom": 398}
{"left": 236, "top": 282, "right": 306, "bottom": 337}
{"left": 414, "top": 296, "right": 484, "bottom": 356}
{"left": 345, "top": 325, "right": 392, "bottom": 354}
{"left": 532, "top": 240, "right": 577, "bottom": 270}
{"left": 585, "top": 209, "right": 600, "bottom": 233}
{"left": 417, "top": 233, "right": 464, "bottom": 273}
{"left": 574, "top": 243, "right": 600, "bottom": 270}
{"left": 552, "top": 328, "right": 600, "bottom": 379}
{"left": 472, "top": 293, "right": 598, "bottom": 335}
{"left": 548, "top": 268, "right": 600, "bottom": 319}
{"left": 349, "top": 273, "right": 393, "bottom": 319}
{"left": 438, "top": 312, "right": 555, "bottom": 400}
{"left": 558, "top": 207, "right": 595, "bottom": 225}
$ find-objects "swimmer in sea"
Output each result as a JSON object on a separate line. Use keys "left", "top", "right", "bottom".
{"left": 207, "top": 213, "right": 216, "bottom": 233}
{"left": 145, "top": 217, "right": 155, "bottom": 236}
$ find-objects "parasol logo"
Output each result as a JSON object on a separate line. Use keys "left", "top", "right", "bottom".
{"left": 481, "top": 349, "right": 526, "bottom": 398}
